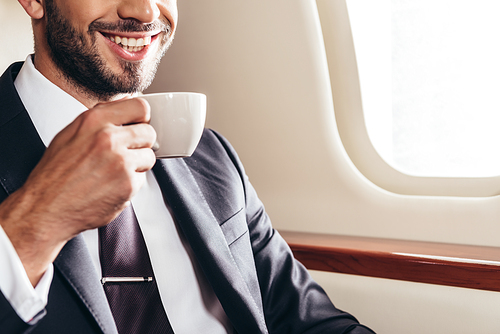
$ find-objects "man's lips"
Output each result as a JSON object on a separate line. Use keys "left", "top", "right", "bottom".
{"left": 101, "top": 31, "right": 159, "bottom": 52}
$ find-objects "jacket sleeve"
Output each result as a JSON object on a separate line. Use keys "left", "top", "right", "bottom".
{"left": 212, "top": 130, "right": 375, "bottom": 334}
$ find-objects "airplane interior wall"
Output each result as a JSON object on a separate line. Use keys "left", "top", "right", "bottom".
{"left": 148, "top": 1, "right": 500, "bottom": 332}
{"left": 0, "top": 0, "right": 32, "bottom": 72}
{"left": 2, "top": 0, "right": 500, "bottom": 332}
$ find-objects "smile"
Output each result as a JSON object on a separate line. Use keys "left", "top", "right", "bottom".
{"left": 103, "top": 33, "right": 153, "bottom": 52}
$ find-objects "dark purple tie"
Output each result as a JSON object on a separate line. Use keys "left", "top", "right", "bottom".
{"left": 99, "top": 205, "right": 174, "bottom": 334}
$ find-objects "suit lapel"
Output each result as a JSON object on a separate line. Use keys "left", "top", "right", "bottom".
{"left": 153, "top": 158, "right": 268, "bottom": 334}
{"left": 54, "top": 237, "right": 118, "bottom": 334}
{"left": 0, "top": 63, "right": 117, "bottom": 334}
{"left": 0, "top": 63, "right": 45, "bottom": 199}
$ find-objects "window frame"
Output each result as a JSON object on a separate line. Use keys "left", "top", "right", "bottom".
{"left": 316, "top": 0, "right": 500, "bottom": 197}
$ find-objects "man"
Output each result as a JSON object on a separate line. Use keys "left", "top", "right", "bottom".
{"left": 0, "top": 0, "right": 375, "bottom": 333}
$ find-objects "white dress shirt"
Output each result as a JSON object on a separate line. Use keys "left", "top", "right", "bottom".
{"left": 0, "top": 55, "right": 232, "bottom": 333}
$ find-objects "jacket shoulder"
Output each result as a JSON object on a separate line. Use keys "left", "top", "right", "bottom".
{"left": 0, "top": 62, "right": 25, "bottom": 126}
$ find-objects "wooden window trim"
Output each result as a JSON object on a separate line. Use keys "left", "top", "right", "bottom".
{"left": 280, "top": 230, "right": 500, "bottom": 292}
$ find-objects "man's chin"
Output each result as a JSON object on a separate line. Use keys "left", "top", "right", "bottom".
{"left": 89, "top": 64, "right": 155, "bottom": 97}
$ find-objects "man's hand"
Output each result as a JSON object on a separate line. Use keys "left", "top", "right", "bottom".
{"left": 0, "top": 98, "right": 156, "bottom": 286}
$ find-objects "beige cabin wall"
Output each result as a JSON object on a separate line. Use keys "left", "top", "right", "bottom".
{"left": 147, "top": 1, "right": 500, "bottom": 332}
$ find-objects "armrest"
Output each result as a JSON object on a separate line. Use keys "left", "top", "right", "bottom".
{"left": 280, "top": 230, "right": 500, "bottom": 292}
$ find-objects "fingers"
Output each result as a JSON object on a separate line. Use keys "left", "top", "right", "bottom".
{"left": 114, "top": 122, "right": 157, "bottom": 150}
{"left": 64, "top": 97, "right": 156, "bottom": 150}
{"left": 90, "top": 97, "right": 151, "bottom": 127}
{"left": 129, "top": 148, "right": 157, "bottom": 172}
{"left": 47, "top": 97, "right": 157, "bottom": 191}
{"left": 56, "top": 96, "right": 157, "bottom": 177}
{"left": 91, "top": 99, "right": 157, "bottom": 174}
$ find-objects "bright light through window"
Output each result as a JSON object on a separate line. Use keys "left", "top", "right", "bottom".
{"left": 346, "top": 0, "right": 500, "bottom": 177}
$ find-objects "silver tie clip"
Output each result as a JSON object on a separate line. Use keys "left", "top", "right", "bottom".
{"left": 101, "top": 277, "right": 153, "bottom": 284}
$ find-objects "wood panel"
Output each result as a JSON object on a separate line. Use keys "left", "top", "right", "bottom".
{"left": 280, "top": 231, "right": 500, "bottom": 292}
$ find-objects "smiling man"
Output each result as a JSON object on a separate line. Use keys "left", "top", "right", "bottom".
{"left": 0, "top": 0, "right": 375, "bottom": 333}
{"left": 36, "top": 0, "right": 176, "bottom": 105}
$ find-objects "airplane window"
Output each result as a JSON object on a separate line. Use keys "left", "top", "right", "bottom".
{"left": 346, "top": 0, "right": 500, "bottom": 177}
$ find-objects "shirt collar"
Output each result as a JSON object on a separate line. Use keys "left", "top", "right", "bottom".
{"left": 13, "top": 55, "right": 88, "bottom": 147}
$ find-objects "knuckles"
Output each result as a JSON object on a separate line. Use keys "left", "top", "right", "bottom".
{"left": 78, "top": 107, "right": 104, "bottom": 131}
{"left": 129, "top": 123, "right": 157, "bottom": 147}
{"left": 93, "top": 126, "right": 120, "bottom": 152}
{"left": 134, "top": 97, "right": 151, "bottom": 121}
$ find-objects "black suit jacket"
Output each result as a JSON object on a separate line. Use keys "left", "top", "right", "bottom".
{"left": 0, "top": 62, "right": 374, "bottom": 334}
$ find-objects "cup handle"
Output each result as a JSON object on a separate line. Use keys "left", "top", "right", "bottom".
{"left": 152, "top": 141, "right": 160, "bottom": 152}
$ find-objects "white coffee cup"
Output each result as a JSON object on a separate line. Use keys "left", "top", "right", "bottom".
{"left": 140, "top": 92, "right": 206, "bottom": 159}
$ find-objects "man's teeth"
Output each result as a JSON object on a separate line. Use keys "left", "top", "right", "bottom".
{"left": 107, "top": 35, "right": 152, "bottom": 52}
